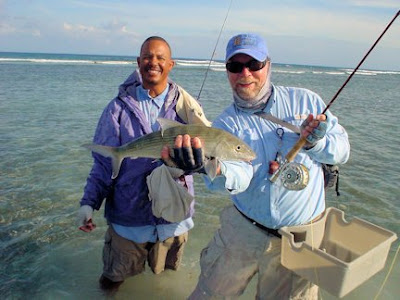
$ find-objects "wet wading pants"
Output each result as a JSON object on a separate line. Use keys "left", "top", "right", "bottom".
{"left": 102, "top": 225, "right": 188, "bottom": 282}
{"left": 189, "top": 205, "right": 324, "bottom": 299}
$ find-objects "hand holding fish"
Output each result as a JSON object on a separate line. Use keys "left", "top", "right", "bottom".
{"left": 161, "top": 134, "right": 220, "bottom": 175}
{"left": 300, "top": 114, "right": 327, "bottom": 148}
{"left": 173, "top": 134, "right": 206, "bottom": 174}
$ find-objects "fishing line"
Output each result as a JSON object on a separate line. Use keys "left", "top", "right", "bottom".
{"left": 197, "top": 0, "right": 233, "bottom": 101}
{"left": 374, "top": 243, "right": 400, "bottom": 299}
{"left": 319, "top": 11, "right": 399, "bottom": 298}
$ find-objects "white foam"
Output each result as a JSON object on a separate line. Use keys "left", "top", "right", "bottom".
{"left": 0, "top": 57, "right": 136, "bottom": 65}
{"left": 175, "top": 59, "right": 225, "bottom": 68}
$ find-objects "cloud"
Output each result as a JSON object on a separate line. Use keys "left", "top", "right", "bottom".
{"left": 63, "top": 22, "right": 72, "bottom": 31}
{"left": 0, "top": 22, "right": 16, "bottom": 34}
{"left": 223, "top": 3, "right": 399, "bottom": 50}
{"left": 63, "top": 22, "right": 96, "bottom": 34}
{"left": 101, "top": 20, "right": 139, "bottom": 37}
{"left": 348, "top": 0, "right": 400, "bottom": 9}
{"left": 0, "top": 17, "right": 41, "bottom": 37}
{"left": 32, "top": 29, "right": 41, "bottom": 37}
{"left": 63, "top": 20, "right": 138, "bottom": 38}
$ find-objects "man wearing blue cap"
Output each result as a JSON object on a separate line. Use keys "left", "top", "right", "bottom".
{"left": 163, "top": 33, "right": 350, "bottom": 298}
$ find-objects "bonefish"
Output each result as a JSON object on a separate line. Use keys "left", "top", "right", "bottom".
{"left": 83, "top": 118, "right": 256, "bottom": 179}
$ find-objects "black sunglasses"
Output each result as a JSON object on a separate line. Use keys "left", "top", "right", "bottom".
{"left": 226, "top": 59, "right": 267, "bottom": 73}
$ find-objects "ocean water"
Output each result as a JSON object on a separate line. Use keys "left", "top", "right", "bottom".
{"left": 0, "top": 52, "right": 399, "bottom": 299}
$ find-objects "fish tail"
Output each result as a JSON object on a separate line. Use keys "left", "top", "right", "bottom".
{"left": 82, "top": 144, "right": 123, "bottom": 179}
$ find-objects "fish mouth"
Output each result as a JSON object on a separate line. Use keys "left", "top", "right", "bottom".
{"left": 247, "top": 152, "right": 257, "bottom": 161}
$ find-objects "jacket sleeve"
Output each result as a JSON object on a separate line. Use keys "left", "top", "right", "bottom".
{"left": 203, "top": 113, "right": 253, "bottom": 194}
{"left": 80, "top": 101, "right": 121, "bottom": 210}
{"left": 204, "top": 160, "right": 253, "bottom": 194}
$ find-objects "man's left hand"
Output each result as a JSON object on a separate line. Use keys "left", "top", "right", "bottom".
{"left": 301, "top": 114, "right": 327, "bottom": 148}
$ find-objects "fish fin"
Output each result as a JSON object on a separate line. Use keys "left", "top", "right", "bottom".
{"left": 204, "top": 158, "right": 219, "bottom": 181}
{"left": 157, "top": 118, "right": 185, "bottom": 131}
{"left": 82, "top": 144, "right": 123, "bottom": 179}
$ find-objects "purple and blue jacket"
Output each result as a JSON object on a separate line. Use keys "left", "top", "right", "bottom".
{"left": 80, "top": 71, "right": 195, "bottom": 227}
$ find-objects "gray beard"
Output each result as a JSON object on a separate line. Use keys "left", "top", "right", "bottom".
{"left": 233, "top": 65, "right": 272, "bottom": 113}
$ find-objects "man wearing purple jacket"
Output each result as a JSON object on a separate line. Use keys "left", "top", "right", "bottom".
{"left": 77, "top": 36, "right": 209, "bottom": 292}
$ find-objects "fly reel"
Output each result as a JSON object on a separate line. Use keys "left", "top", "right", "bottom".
{"left": 279, "top": 162, "right": 309, "bottom": 190}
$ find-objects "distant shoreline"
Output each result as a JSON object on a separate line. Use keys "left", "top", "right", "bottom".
{"left": 1, "top": 51, "right": 400, "bottom": 73}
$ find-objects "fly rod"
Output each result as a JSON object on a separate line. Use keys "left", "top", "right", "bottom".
{"left": 270, "top": 9, "right": 400, "bottom": 183}
{"left": 323, "top": 9, "right": 399, "bottom": 114}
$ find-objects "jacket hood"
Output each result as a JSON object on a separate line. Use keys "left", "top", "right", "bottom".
{"left": 118, "top": 69, "right": 142, "bottom": 99}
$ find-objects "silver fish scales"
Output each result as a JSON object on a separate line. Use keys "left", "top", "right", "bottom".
{"left": 83, "top": 118, "right": 256, "bottom": 179}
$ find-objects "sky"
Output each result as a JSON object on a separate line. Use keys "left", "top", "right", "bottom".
{"left": 0, "top": 0, "right": 399, "bottom": 70}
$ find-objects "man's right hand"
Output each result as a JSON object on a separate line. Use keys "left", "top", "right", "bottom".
{"left": 77, "top": 205, "right": 96, "bottom": 232}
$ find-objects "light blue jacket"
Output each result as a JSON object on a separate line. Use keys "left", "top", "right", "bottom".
{"left": 206, "top": 85, "right": 350, "bottom": 228}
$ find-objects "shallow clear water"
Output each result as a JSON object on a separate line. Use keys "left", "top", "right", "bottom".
{"left": 0, "top": 53, "right": 399, "bottom": 299}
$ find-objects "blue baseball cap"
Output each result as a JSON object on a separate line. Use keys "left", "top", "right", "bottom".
{"left": 225, "top": 33, "right": 269, "bottom": 62}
